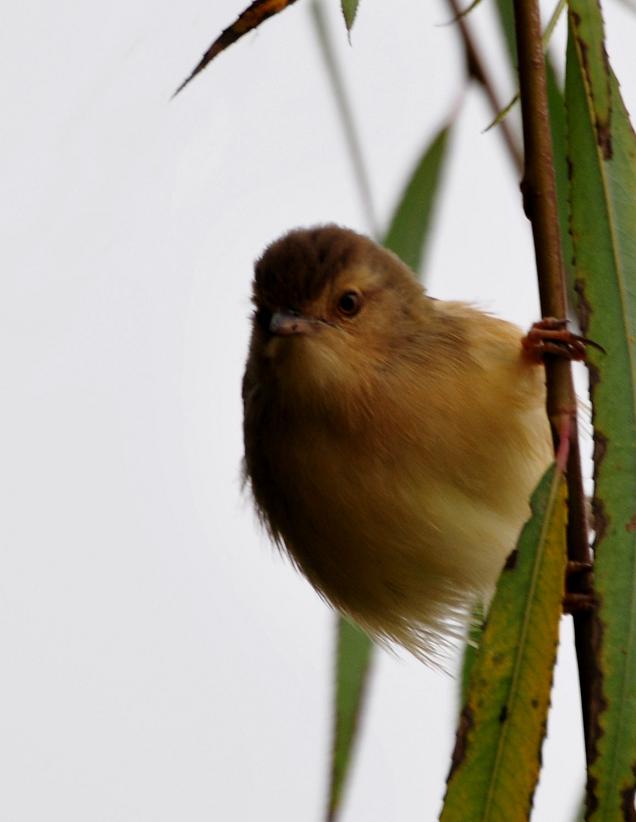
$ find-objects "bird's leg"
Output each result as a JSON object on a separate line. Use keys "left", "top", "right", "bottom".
{"left": 521, "top": 317, "right": 596, "bottom": 362}
{"left": 521, "top": 324, "right": 599, "bottom": 612}
{"left": 543, "top": 415, "right": 595, "bottom": 612}
{"left": 557, "top": 420, "right": 594, "bottom": 614}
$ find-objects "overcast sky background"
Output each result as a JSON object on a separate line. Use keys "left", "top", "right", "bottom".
{"left": 3, "top": 1, "right": 636, "bottom": 820}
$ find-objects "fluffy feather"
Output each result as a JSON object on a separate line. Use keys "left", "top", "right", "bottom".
{"left": 242, "top": 225, "right": 552, "bottom": 661}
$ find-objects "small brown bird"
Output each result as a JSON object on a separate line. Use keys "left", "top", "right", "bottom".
{"left": 242, "top": 225, "right": 553, "bottom": 661}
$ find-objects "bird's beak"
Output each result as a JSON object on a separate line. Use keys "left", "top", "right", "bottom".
{"left": 269, "top": 311, "right": 314, "bottom": 336}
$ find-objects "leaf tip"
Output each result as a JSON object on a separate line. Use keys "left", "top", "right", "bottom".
{"left": 340, "top": 0, "right": 360, "bottom": 34}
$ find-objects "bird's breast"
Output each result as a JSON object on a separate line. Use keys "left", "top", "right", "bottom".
{"left": 243, "top": 312, "right": 552, "bottom": 656}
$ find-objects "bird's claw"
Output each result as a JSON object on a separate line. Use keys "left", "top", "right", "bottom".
{"left": 563, "top": 591, "right": 596, "bottom": 614}
{"left": 522, "top": 318, "right": 595, "bottom": 362}
{"left": 563, "top": 560, "right": 595, "bottom": 614}
{"left": 567, "top": 560, "right": 593, "bottom": 576}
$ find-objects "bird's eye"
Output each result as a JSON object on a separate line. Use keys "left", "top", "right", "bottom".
{"left": 337, "top": 290, "right": 362, "bottom": 317}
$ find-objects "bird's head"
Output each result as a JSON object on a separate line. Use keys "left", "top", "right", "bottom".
{"left": 247, "top": 225, "right": 429, "bottom": 410}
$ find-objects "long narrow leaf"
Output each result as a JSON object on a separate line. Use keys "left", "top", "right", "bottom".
{"left": 565, "top": 7, "right": 636, "bottom": 817}
{"left": 340, "top": 0, "right": 360, "bottom": 33}
{"left": 174, "top": 0, "right": 300, "bottom": 95}
{"left": 568, "top": 1, "right": 611, "bottom": 158}
{"left": 441, "top": 465, "right": 567, "bottom": 821}
{"left": 493, "top": 0, "right": 517, "bottom": 66}
{"left": 326, "top": 618, "right": 373, "bottom": 822}
{"left": 384, "top": 124, "right": 451, "bottom": 277}
{"left": 325, "top": 120, "right": 454, "bottom": 821}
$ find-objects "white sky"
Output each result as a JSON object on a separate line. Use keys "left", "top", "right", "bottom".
{"left": 2, "top": 1, "right": 635, "bottom": 820}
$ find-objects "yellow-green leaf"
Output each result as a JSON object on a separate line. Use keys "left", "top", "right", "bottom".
{"left": 566, "top": 9, "right": 636, "bottom": 817}
{"left": 441, "top": 465, "right": 567, "bottom": 821}
{"left": 460, "top": 604, "right": 485, "bottom": 705}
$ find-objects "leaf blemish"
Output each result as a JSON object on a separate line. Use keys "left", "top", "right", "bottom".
{"left": 574, "top": 278, "right": 592, "bottom": 333}
{"left": 598, "top": 122, "right": 614, "bottom": 161}
{"left": 446, "top": 706, "right": 474, "bottom": 781}
{"left": 592, "top": 496, "right": 608, "bottom": 545}
{"left": 593, "top": 429, "right": 608, "bottom": 468}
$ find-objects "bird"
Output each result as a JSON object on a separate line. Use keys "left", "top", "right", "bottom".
{"left": 242, "top": 224, "right": 553, "bottom": 662}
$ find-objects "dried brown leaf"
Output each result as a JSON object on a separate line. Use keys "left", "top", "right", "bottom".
{"left": 174, "top": 0, "right": 300, "bottom": 96}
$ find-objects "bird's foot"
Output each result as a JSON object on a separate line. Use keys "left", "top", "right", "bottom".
{"left": 563, "top": 560, "right": 595, "bottom": 614}
{"left": 522, "top": 318, "right": 594, "bottom": 362}
{"left": 567, "top": 559, "right": 593, "bottom": 576}
{"left": 563, "top": 591, "right": 596, "bottom": 614}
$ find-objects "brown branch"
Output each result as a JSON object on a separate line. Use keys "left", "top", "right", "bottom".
{"left": 511, "top": 0, "right": 596, "bottom": 762}
{"left": 446, "top": 0, "right": 523, "bottom": 175}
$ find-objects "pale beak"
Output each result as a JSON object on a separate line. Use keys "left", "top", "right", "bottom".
{"left": 269, "top": 311, "right": 314, "bottom": 336}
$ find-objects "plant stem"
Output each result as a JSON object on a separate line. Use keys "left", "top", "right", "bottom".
{"left": 511, "top": 0, "right": 595, "bottom": 761}
{"left": 446, "top": 0, "right": 523, "bottom": 174}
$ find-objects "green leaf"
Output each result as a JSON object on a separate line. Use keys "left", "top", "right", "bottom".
{"left": 441, "top": 465, "right": 567, "bottom": 821}
{"left": 383, "top": 124, "right": 451, "bottom": 277}
{"left": 565, "top": 10, "right": 636, "bottom": 817}
{"left": 326, "top": 618, "right": 373, "bottom": 822}
{"left": 340, "top": 0, "right": 359, "bottom": 33}
{"left": 492, "top": 0, "right": 517, "bottom": 68}
{"left": 568, "top": 0, "right": 612, "bottom": 159}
